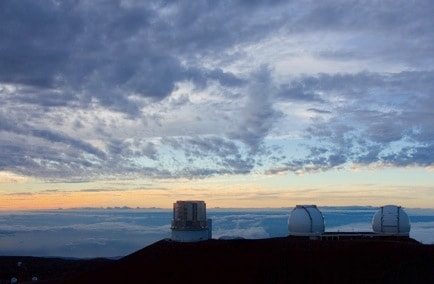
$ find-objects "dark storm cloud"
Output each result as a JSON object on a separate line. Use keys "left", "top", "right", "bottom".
{"left": 0, "top": 0, "right": 278, "bottom": 108}
{"left": 383, "top": 144, "right": 434, "bottom": 168}
{"left": 270, "top": 70, "right": 434, "bottom": 173}
{"left": 307, "top": 108, "right": 331, "bottom": 114}
{"left": 182, "top": 67, "right": 246, "bottom": 92}
{"left": 0, "top": 1, "right": 168, "bottom": 112}
{"left": 200, "top": 68, "right": 246, "bottom": 88}
{"left": 1, "top": 0, "right": 432, "bottom": 101}
{"left": 0, "top": 0, "right": 433, "bottom": 179}
{"left": 30, "top": 128, "right": 106, "bottom": 158}
{"left": 295, "top": 1, "right": 434, "bottom": 69}
{"left": 11, "top": 87, "right": 78, "bottom": 108}
{"left": 0, "top": 108, "right": 106, "bottom": 178}
{"left": 163, "top": 136, "right": 255, "bottom": 177}
{"left": 142, "top": 142, "right": 158, "bottom": 161}
{"left": 277, "top": 82, "right": 325, "bottom": 102}
{"left": 229, "top": 66, "right": 281, "bottom": 152}
{"left": 0, "top": 0, "right": 80, "bottom": 87}
{"left": 279, "top": 72, "right": 385, "bottom": 101}
{"left": 0, "top": 108, "right": 105, "bottom": 158}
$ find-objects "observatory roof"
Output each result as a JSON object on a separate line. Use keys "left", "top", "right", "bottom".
{"left": 288, "top": 205, "right": 325, "bottom": 236}
{"left": 372, "top": 205, "right": 410, "bottom": 235}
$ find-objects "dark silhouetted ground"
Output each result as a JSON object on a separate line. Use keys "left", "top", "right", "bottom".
{"left": 0, "top": 256, "right": 112, "bottom": 283}
{"left": 1, "top": 237, "right": 434, "bottom": 283}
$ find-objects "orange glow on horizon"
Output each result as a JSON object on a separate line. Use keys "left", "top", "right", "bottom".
{"left": 1, "top": 183, "right": 433, "bottom": 210}
{"left": 1, "top": 168, "right": 434, "bottom": 210}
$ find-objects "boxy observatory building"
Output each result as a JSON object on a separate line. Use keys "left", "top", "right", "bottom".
{"left": 171, "top": 200, "right": 212, "bottom": 242}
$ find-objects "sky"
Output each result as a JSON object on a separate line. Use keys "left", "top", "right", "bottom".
{"left": 0, "top": 0, "right": 433, "bottom": 210}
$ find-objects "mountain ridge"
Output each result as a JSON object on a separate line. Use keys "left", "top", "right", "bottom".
{"left": 63, "top": 236, "right": 434, "bottom": 284}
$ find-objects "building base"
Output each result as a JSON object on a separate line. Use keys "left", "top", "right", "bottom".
{"left": 171, "top": 229, "right": 210, "bottom": 242}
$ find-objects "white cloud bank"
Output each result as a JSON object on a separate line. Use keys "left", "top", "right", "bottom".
{"left": 0, "top": 208, "right": 432, "bottom": 258}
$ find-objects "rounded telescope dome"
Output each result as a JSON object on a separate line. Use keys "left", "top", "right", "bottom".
{"left": 372, "top": 205, "right": 410, "bottom": 235}
{"left": 288, "top": 205, "right": 325, "bottom": 236}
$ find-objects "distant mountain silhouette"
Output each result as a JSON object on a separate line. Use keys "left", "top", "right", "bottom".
{"left": 61, "top": 236, "right": 434, "bottom": 284}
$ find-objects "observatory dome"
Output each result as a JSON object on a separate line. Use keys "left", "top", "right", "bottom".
{"left": 372, "top": 205, "right": 410, "bottom": 235}
{"left": 288, "top": 205, "right": 325, "bottom": 236}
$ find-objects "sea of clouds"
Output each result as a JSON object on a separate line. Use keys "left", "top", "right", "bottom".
{"left": 0, "top": 207, "right": 433, "bottom": 258}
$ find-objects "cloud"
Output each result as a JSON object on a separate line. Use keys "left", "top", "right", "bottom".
{"left": 0, "top": 209, "right": 172, "bottom": 257}
{"left": 228, "top": 66, "right": 282, "bottom": 153}
{"left": 162, "top": 136, "right": 255, "bottom": 177}
{"left": 0, "top": 0, "right": 433, "bottom": 180}
{"left": 267, "top": 70, "right": 434, "bottom": 174}
{"left": 1, "top": 208, "right": 432, "bottom": 257}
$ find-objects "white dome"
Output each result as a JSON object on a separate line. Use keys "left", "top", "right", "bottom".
{"left": 288, "top": 205, "right": 325, "bottom": 236}
{"left": 372, "top": 205, "right": 410, "bottom": 235}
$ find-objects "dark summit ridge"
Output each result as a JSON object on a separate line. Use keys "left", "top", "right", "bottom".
{"left": 63, "top": 237, "right": 434, "bottom": 284}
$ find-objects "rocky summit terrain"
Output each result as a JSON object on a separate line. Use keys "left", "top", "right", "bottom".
{"left": 1, "top": 237, "right": 434, "bottom": 283}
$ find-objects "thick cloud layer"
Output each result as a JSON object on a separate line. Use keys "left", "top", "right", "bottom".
{"left": 0, "top": 0, "right": 433, "bottom": 180}
{"left": 0, "top": 207, "right": 433, "bottom": 257}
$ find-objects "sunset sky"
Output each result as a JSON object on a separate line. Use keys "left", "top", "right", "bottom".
{"left": 1, "top": 0, "right": 433, "bottom": 210}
